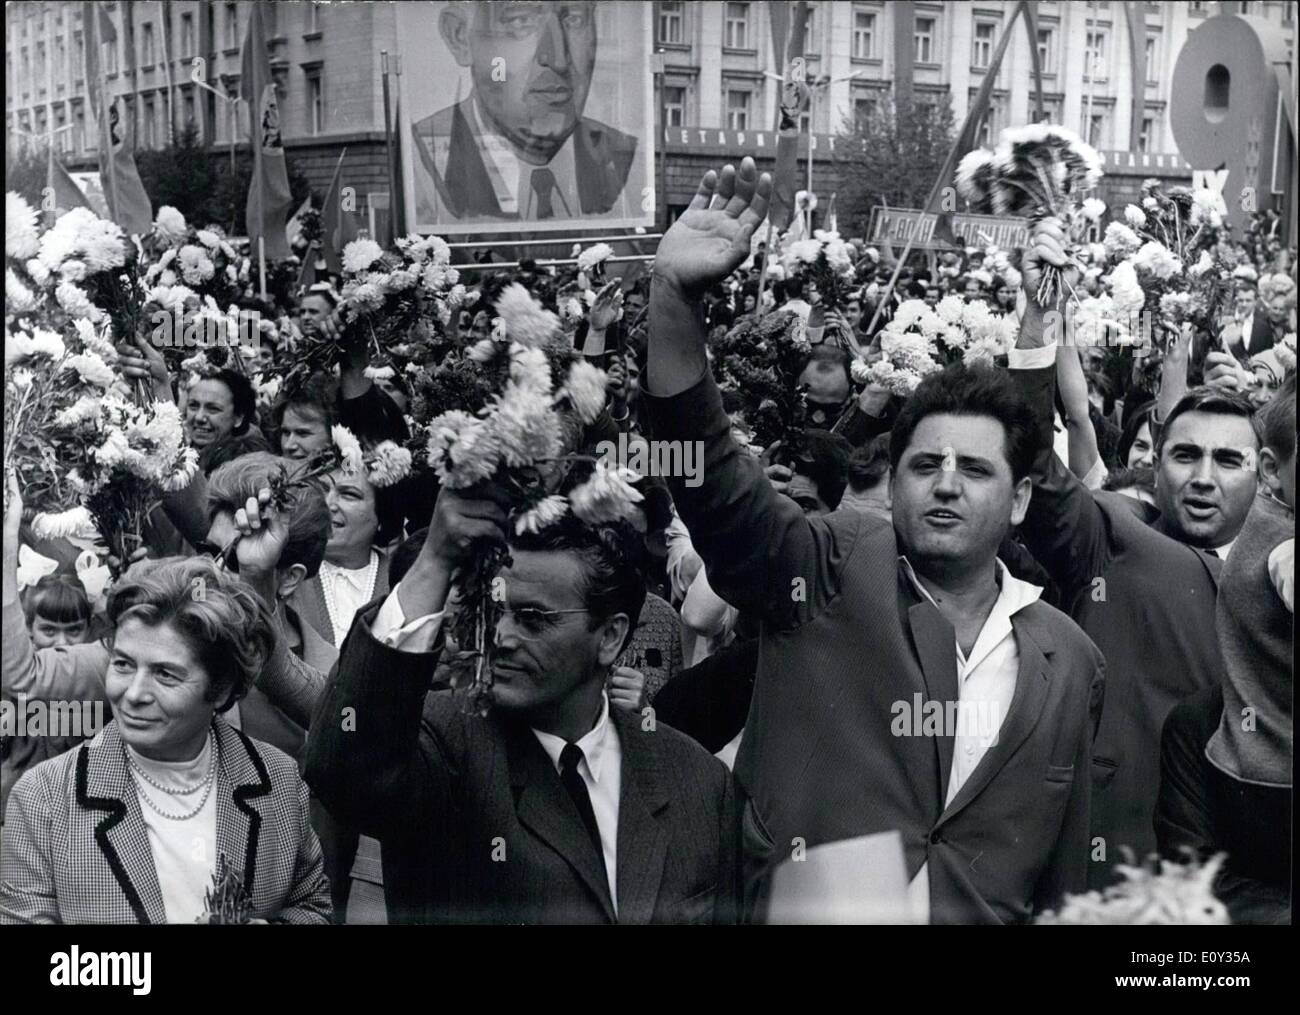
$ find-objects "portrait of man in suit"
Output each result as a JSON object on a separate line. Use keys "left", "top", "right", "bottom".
{"left": 408, "top": 1, "right": 641, "bottom": 227}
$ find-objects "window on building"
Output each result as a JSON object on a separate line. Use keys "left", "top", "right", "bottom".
{"left": 1036, "top": 28, "right": 1055, "bottom": 74}
{"left": 1144, "top": 35, "right": 1158, "bottom": 81}
{"left": 854, "top": 96, "right": 877, "bottom": 130}
{"left": 225, "top": 4, "right": 239, "bottom": 49}
{"left": 662, "top": 84, "right": 685, "bottom": 127}
{"left": 74, "top": 107, "right": 85, "bottom": 152}
{"left": 852, "top": 9, "right": 876, "bottom": 60}
{"left": 657, "top": 1, "right": 684, "bottom": 45}
{"left": 1139, "top": 114, "right": 1155, "bottom": 153}
{"left": 1189, "top": 1, "right": 1205, "bottom": 10}
{"left": 142, "top": 22, "right": 155, "bottom": 65}
{"left": 181, "top": 13, "right": 195, "bottom": 58}
{"left": 306, "top": 1, "right": 322, "bottom": 34}
{"left": 183, "top": 89, "right": 196, "bottom": 128}
{"left": 35, "top": 42, "right": 46, "bottom": 91}
{"left": 914, "top": 17, "right": 936, "bottom": 63}
{"left": 307, "top": 70, "right": 323, "bottom": 135}
{"left": 798, "top": 108, "right": 812, "bottom": 133}
{"left": 1082, "top": 110, "right": 1106, "bottom": 147}
{"left": 1085, "top": 30, "right": 1106, "bottom": 78}
{"left": 724, "top": 3, "right": 750, "bottom": 50}
{"left": 726, "top": 88, "right": 751, "bottom": 130}
{"left": 73, "top": 30, "right": 84, "bottom": 80}
{"left": 56, "top": 109, "right": 68, "bottom": 151}
{"left": 803, "top": 3, "right": 818, "bottom": 52}
{"left": 55, "top": 38, "right": 66, "bottom": 85}
{"left": 143, "top": 96, "right": 156, "bottom": 147}
{"left": 21, "top": 49, "right": 31, "bottom": 92}
{"left": 1037, "top": 97, "right": 1062, "bottom": 123}
{"left": 972, "top": 22, "right": 995, "bottom": 69}
{"left": 105, "top": 32, "right": 119, "bottom": 74}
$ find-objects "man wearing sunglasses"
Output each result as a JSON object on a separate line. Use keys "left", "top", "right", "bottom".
{"left": 304, "top": 490, "right": 739, "bottom": 924}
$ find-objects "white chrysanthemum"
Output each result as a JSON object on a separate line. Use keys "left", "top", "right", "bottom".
{"left": 31, "top": 506, "right": 94, "bottom": 540}
{"left": 349, "top": 281, "right": 384, "bottom": 312}
{"left": 9, "top": 367, "right": 34, "bottom": 390}
{"left": 468, "top": 337, "right": 501, "bottom": 363}
{"left": 54, "top": 395, "right": 102, "bottom": 428}
{"left": 1107, "top": 261, "right": 1146, "bottom": 317}
{"left": 342, "top": 238, "right": 385, "bottom": 274}
{"left": 878, "top": 331, "right": 942, "bottom": 378}
{"left": 1133, "top": 241, "right": 1182, "bottom": 281}
{"left": 491, "top": 383, "right": 562, "bottom": 468}
{"left": 850, "top": 358, "right": 872, "bottom": 386}
{"left": 954, "top": 149, "right": 995, "bottom": 200}
{"left": 1123, "top": 205, "right": 1147, "bottom": 229}
{"left": 37, "top": 207, "right": 126, "bottom": 273}
{"left": 58, "top": 258, "right": 89, "bottom": 282}
{"left": 515, "top": 495, "right": 570, "bottom": 535}
{"left": 888, "top": 299, "right": 932, "bottom": 333}
{"left": 781, "top": 238, "right": 822, "bottom": 270}
{"left": 24, "top": 257, "right": 51, "bottom": 287}
{"left": 1232, "top": 263, "right": 1258, "bottom": 281}
{"left": 568, "top": 460, "right": 644, "bottom": 526}
{"left": 178, "top": 244, "right": 215, "bottom": 284}
{"left": 154, "top": 206, "right": 188, "bottom": 241}
{"left": 1082, "top": 198, "right": 1108, "bottom": 222}
{"left": 1190, "top": 189, "right": 1227, "bottom": 228}
{"left": 576, "top": 243, "right": 614, "bottom": 274}
{"left": 560, "top": 359, "right": 607, "bottom": 424}
{"left": 147, "top": 284, "right": 197, "bottom": 315}
{"left": 1103, "top": 221, "right": 1141, "bottom": 259}
{"left": 495, "top": 283, "right": 559, "bottom": 347}
{"left": 384, "top": 268, "right": 418, "bottom": 292}
{"left": 163, "top": 447, "right": 201, "bottom": 492}
{"left": 6, "top": 192, "right": 40, "bottom": 260}
{"left": 6, "top": 267, "right": 37, "bottom": 313}
{"left": 331, "top": 424, "right": 365, "bottom": 474}
{"left": 196, "top": 229, "right": 221, "bottom": 249}
{"left": 426, "top": 410, "right": 501, "bottom": 489}
{"left": 1275, "top": 333, "right": 1296, "bottom": 374}
{"left": 72, "top": 318, "right": 117, "bottom": 362}
{"left": 509, "top": 343, "right": 553, "bottom": 395}
{"left": 1189, "top": 250, "right": 1215, "bottom": 279}
{"left": 64, "top": 351, "right": 115, "bottom": 388}
{"left": 55, "top": 281, "right": 103, "bottom": 321}
{"left": 6, "top": 327, "right": 66, "bottom": 366}
{"left": 366, "top": 441, "right": 413, "bottom": 488}
{"left": 865, "top": 360, "right": 922, "bottom": 397}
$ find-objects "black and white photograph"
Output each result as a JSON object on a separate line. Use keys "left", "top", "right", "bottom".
{"left": 1, "top": 0, "right": 1295, "bottom": 996}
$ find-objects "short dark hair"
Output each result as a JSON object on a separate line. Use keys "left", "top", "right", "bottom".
{"left": 847, "top": 434, "right": 892, "bottom": 493}
{"left": 889, "top": 363, "right": 1038, "bottom": 481}
{"left": 1258, "top": 374, "right": 1296, "bottom": 462}
{"left": 1157, "top": 387, "right": 1259, "bottom": 456}
{"left": 22, "top": 574, "right": 92, "bottom": 627}
{"left": 1102, "top": 464, "right": 1157, "bottom": 496}
{"left": 783, "top": 275, "right": 805, "bottom": 301}
{"left": 206, "top": 452, "right": 331, "bottom": 578}
{"left": 508, "top": 514, "right": 647, "bottom": 655}
{"left": 272, "top": 371, "right": 339, "bottom": 433}
{"left": 107, "top": 556, "right": 275, "bottom": 712}
{"left": 803, "top": 343, "right": 852, "bottom": 385}
{"left": 1118, "top": 400, "right": 1156, "bottom": 463}
{"left": 202, "top": 369, "right": 257, "bottom": 436}
{"left": 792, "top": 429, "right": 852, "bottom": 510}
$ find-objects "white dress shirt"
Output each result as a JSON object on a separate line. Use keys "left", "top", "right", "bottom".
{"left": 370, "top": 584, "right": 624, "bottom": 913}
{"left": 896, "top": 556, "right": 1044, "bottom": 922}
{"left": 318, "top": 551, "right": 380, "bottom": 648}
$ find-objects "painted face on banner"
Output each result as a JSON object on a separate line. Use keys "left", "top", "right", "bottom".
{"left": 259, "top": 84, "right": 283, "bottom": 154}
{"left": 108, "top": 100, "right": 123, "bottom": 149}
{"left": 443, "top": 1, "right": 598, "bottom": 163}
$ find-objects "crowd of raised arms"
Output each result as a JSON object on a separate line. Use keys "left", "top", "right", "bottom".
{"left": 2, "top": 159, "right": 1294, "bottom": 925}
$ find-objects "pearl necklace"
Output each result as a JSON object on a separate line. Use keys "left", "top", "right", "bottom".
{"left": 320, "top": 550, "right": 379, "bottom": 643}
{"left": 126, "top": 733, "right": 218, "bottom": 821}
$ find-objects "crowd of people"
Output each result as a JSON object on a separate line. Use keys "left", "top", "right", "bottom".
{"left": 1, "top": 155, "right": 1294, "bottom": 925}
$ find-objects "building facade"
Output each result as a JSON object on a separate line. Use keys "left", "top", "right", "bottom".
{"left": 7, "top": 1, "right": 1296, "bottom": 235}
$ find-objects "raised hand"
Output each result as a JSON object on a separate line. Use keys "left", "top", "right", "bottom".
{"left": 655, "top": 158, "right": 772, "bottom": 296}
{"left": 588, "top": 281, "right": 624, "bottom": 332}
{"left": 1022, "top": 216, "right": 1078, "bottom": 313}
{"left": 231, "top": 487, "right": 291, "bottom": 579}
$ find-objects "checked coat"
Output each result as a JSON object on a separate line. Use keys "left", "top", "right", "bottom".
{"left": 0, "top": 717, "right": 331, "bottom": 924}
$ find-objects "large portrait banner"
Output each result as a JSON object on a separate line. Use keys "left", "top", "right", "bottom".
{"left": 396, "top": 0, "right": 656, "bottom": 235}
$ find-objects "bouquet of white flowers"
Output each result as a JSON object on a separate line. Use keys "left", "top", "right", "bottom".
{"left": 780, "top": 229, "right": 857, "bottom": 310}
{"left": 1037, "top": 852, "right": 1229, "bottom": 925}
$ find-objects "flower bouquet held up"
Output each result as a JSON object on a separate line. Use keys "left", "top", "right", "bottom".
{"left": 709, "top": 308, "right": 812, "bottom": 449}
{"left": 956, "top": 124, "right": 1103, "bottom": 308}
{"left": 419, "top": 284, "right": 642, "bottom": 715}
{"left": 780, "top": 229, "right": 858, "bottom": 313}
{"left": 200, "top": 853, "right": 253, "bottom": 925}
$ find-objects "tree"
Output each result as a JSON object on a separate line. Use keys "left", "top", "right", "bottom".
{"left": 833, "top": 92, "right": 956, "bottom": 240}
{"left": 5, "top": 143, "right": 48, "bottom": 208}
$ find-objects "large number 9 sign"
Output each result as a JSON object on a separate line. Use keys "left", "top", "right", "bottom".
{"left": 1169, "top": 11, "right": 1295, "bottom": 235}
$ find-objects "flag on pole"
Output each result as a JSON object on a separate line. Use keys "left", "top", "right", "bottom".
{"left": 321, "top": 148, "right": 359, "bottom": 276}
{"left": 390, "top": 72, "right": 407, "bottom": 240}
{"left": 285, "top": 196, "right": 312, "bottom": 248}
{"left": 46, "top": 149, "right": 91, "bottom": 219}
{"left": 85, "top": 3, "right": 153, "bottom": 234}
{"left": 1122, "top": 1, "right": 1148, "bottom": 153}
{"left": 241, "top": 2, "right": 293, "bottom": 260}
{"left": 767, "top": 1, "right": 811, "bottom": 231}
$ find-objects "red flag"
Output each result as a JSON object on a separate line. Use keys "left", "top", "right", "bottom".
{"left": 241, "top": 3, "right": 293, "bottom": 259}
{"left": 46, "top": 149, "right": 91, "bottom": 221}
{"left": 1123, "top": 1, "right": 1147, "bottom": 153}
{"left": 321, "top": 150, "right": 359, "bottom": 276}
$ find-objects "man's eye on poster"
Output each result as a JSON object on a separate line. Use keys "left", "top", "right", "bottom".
{"left": 398, "top": 0, "right": 654, "bottom": 233}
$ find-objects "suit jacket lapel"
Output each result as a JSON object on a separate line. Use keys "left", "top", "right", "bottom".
{"left": 212, "top": 720, "right": 273, "bottom": 907}
{"left": 610, "top": 710, "right": 669, "bottom": 925}
{"left": 77, "top": 724, "right": 167, "bottom": 924}
{"left": 503, "top": 719, "right": 616, "bottom": 923}
{"left": 937, "top": 611, "right": 1052, "bottom": 824}
{"left": 901, "top": 583, "right": 959, "bottom": 806}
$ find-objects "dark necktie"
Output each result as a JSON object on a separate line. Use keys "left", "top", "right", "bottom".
{"left": 559, "top": 742, "right": 605, "bottom": 870}
{"left": 531, "top": 167, "right": 557, "bottom": 219}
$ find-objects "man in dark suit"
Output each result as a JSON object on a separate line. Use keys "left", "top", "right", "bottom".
{"left": 643, "top": 159, "right": 1104, "bottom": 924}
{"left": 303, "top": 502, "right": 737, "bottom": 924}
{"left": 1221, "top": 281, "right": 1279, "bottom": 365}
{"left": 1008, "top": 219, "right": 1260, "bottom": 890}
{"left": 412, "top": 1, "right": 637, "bottom": 223}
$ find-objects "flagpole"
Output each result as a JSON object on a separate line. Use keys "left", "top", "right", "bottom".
{"left": 94, "top": 5, "right": 121, "bottom": 227}
{"left": 259, "top": 237, "right": 267, "bottom": 302}
{"left": 380, "top": 50, "right": 397, "bottom": 245}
